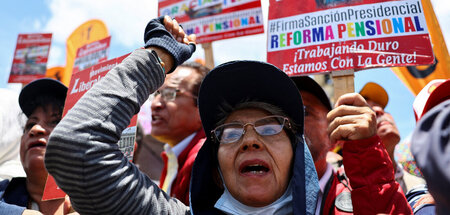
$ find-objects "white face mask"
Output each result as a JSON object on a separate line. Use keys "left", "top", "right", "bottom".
{"left": 214, "top": 180, "right": 293, "bottom": 215}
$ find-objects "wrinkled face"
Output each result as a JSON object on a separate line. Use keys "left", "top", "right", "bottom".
{"left": 151, "top": 66, "right": 202, "bottom": 145}
{"left": 217, "top": 108, "right": 293, "bottom": 207}
{"left": 366, "top": 100, "right": 400, "bottom": 150}
{"left": 301, "top": 91, "right": 331, "bottom": 163}
{"left": 20, "top": 105, "right": 61, "bottom": 176}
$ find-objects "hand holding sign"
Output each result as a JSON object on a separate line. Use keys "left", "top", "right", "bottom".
{"left": 327, "top": 93, "right": 377, "bottom": 145}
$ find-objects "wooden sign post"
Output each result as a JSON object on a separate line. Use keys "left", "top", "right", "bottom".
{"left": 330, "top": 69, "right": 355, "bottom": 154}
{"left": 331, "top": 69, "right": 355, "bottom": 102}
{"left": 202, "top": 42, "right": 215, "bottom": 70}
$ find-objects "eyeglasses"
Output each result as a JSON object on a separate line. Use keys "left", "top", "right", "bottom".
{"left": 154, "top": 88, "right": 197, "bottom": 102}
{"left": 211, "top": 115, "right": 292, "bottom": 144}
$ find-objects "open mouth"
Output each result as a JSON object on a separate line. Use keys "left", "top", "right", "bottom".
{"left": 28, "top": 141, "right": 46, "bottom": 149}
{"left": 240, "top": 160, "right": 270, "bottom": 175}
{"left": 377, "top": 120, "right": 391, "bottom": 129}
{"left": 152, "top": 115, "right": 164, "bottom": 123}
{"left": 242, "top": 164, "right": 270, "bottom": 174}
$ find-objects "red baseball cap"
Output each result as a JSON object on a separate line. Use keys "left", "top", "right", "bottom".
{"left": 413, "top": 79, "right": 450, "bottom": 121}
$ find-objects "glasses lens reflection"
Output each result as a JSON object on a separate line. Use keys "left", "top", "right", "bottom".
{"left": 155, "top": 88, "right": 178, "bottom": 102}
{"left": 213, "top": 116, "right": 289, "bottom": 144}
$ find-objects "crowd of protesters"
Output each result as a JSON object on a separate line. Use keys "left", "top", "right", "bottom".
{"left": 0, "top": 15, "right": 448, "bottom": 215}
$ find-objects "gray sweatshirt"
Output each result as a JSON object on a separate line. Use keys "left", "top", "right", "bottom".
{"left": 44, "top": 49, "right": 190, "bottom": 215}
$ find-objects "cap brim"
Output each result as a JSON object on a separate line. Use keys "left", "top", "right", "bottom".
{"left": 19, "top": 78, "right": 68, "bottom": 117}
{"left": 422, "top": 79, "right": 450, "bottom": 118}
{"left": 198, "top": 60, "right": 304, "bottom": 137}
{"left": 359, "top": 82, "right": 389, "bottom": 109}
{"left": 291, "top": 76, "right": 332, "bottom": 111}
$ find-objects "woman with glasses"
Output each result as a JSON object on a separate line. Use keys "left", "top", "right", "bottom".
{"left": 190, "top": 60, "right": 319, "bottom": 214}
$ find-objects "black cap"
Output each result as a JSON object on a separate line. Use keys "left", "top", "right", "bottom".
{"left": 198, "top": 60, "right": 304, "bottom": 137}
{"left": 19, "top": 78, "right": 68, "bottom": 117}
{"left": 291, "top": 76, "right": 332, "bottom": 111}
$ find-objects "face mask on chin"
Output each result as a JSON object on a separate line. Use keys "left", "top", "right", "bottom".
{"left": 214, "top": 178, "right": 293, "bottom": 215}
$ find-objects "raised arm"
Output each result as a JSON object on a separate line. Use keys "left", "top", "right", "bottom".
{"left": 44, "top": 16, "right": 195, "bottom": 215}
{"left": 327, "top": 93, "right": 412, "bottom": 214}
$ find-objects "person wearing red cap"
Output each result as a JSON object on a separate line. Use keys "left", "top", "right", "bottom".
{"left": 413, "top": 79, "right": 450, "bottom": 121}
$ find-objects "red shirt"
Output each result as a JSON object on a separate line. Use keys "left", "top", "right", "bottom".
{"left": 159, "top": 129, "right": 206, "bottom": 205}
{"left": 321, "top": 135, "right": 413, "bottom": 214}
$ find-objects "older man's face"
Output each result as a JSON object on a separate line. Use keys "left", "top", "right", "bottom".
{"left": 366, "top": 100, "right": 400, "bottom": 151}
{"left": 300, "top": 91, "right": 332, "bottom": 163}
{"left": 150, "top": 66, "right": 202, "bottom": 146}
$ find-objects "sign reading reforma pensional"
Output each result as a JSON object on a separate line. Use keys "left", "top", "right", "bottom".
{"left": 8, "top": 33, "right": 52, "bottom": 84}
{"left": 267, "top": 0, "right": 434, "bottom": 76}
{"left": 158, "top": 0, "right": 264, "bottom": 44}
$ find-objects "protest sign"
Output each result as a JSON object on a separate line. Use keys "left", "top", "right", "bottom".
{"left": 42, "top": 53, "right": 137, "bottom": 201}
{"left": 73, "top": 36, "right": 111, "bottom": 74}
{"left": 158, "top": 0, "right": 264, "bottom": 44}
{"left": 62, "top": 19, "right": 109, "bottom": 86}
{"left": 46, "top": 66, "right": 65, "bottom": 82}
{"left": 8, "top": 33, "right": 52, "bottom": 84}
{"left": 268, "top": 0, "right": 434, "bottom": 76}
